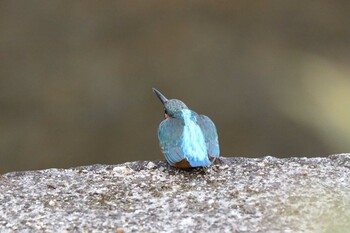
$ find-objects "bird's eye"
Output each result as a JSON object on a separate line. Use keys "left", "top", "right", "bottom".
{"left": 164, "top": 109, "right": 168, "bottom": 115}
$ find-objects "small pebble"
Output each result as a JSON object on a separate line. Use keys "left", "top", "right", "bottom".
{"left": 47, "top": 183, "right": 57, "bottom": 189}
{"left": 113, "top": 166, "right": 126, "bottom": 172}
{"left": 219, "top": 164, "right": 229, "bottom": 170}
{"left": 147, "top": 162, "right": 157, "bottom": 169}
{"left": 48, "top": 200, "right": 55, "bottom": 206}
{"left": 301, "top": 170, "right": 308, "bottom": 176}
{"left": 208, "top": 199, "right": 214, "bottom": 205}
{"left": 116, "top": 227, "right": 124, "bottom": 233}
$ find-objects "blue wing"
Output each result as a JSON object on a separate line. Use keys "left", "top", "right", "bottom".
{"left": 197, "top": 115, "right": 220, "bottom": 158}
{"left": 158, "top": 118, "right": 185, "bottom": 165}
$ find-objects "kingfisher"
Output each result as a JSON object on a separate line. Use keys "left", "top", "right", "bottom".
{"left": 152, "top": 88, "right": 220, "bottom": 168}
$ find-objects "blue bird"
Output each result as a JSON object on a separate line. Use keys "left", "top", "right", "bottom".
{"left": 152, "top": 88, "right": 220, "bottom": 168}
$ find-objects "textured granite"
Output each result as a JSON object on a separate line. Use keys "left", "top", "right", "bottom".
{"left": 1, "top": 154, "right": 350, "bottom": 232}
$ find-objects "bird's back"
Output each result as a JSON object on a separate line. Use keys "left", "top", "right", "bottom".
{"left": 158, "top": 109, "right": 219, "bottom": 167}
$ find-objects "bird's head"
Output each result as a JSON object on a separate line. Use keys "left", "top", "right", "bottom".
{"left": 152, "top": 88, "right": 188, "bottom": 118}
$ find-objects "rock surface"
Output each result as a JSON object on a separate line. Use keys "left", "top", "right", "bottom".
{"left": 1, "top": 154, "right": 350, "bottom": 232}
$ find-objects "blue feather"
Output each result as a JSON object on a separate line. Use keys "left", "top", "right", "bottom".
{"left": 197, "top": 115, "right": 220, "bottom": 158}
{"left": 180, "top": 109, "right": 211, "bottom": 167}
{"left": 158, "top": 118, "right": 185, "bottom": 164}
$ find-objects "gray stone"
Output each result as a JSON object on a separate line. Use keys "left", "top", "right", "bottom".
{"left": 1, "top": 154, "right": 350, "bottom": 232}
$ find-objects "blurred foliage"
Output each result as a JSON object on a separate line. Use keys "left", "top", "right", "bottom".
{"left": 1, "top": 1, "right": 350, "bottom": 172}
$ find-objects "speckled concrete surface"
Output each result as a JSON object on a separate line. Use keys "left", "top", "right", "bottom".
{"left": 1, "top": 154, "right": 350, "bottom": 232}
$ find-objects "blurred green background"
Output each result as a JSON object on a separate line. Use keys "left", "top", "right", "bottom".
{"left": 1, "top": 1, "right": 350, "bottom": 173}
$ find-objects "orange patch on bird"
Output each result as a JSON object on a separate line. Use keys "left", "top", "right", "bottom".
{"left": 174, "top": 159, "right": 191, "bottom": 168}
{"left": 174, "top": 156, "right": 215, "bottom": 168}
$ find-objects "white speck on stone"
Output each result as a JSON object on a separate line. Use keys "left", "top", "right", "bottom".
{"left": 147, "top": 162, "right": 157, "bottom": 169}
{"left": 219, "top": 164, "right": 229, "bottom": 170}
{"left": 113, "top": 166, "right": 126, "bottom": 172}
{"left": 180, "top": 217, "right": 194, "bottom": 226}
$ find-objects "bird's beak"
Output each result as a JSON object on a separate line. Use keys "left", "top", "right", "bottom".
{"left": 152, "top": 88, "right": 168, "bottom": 105}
